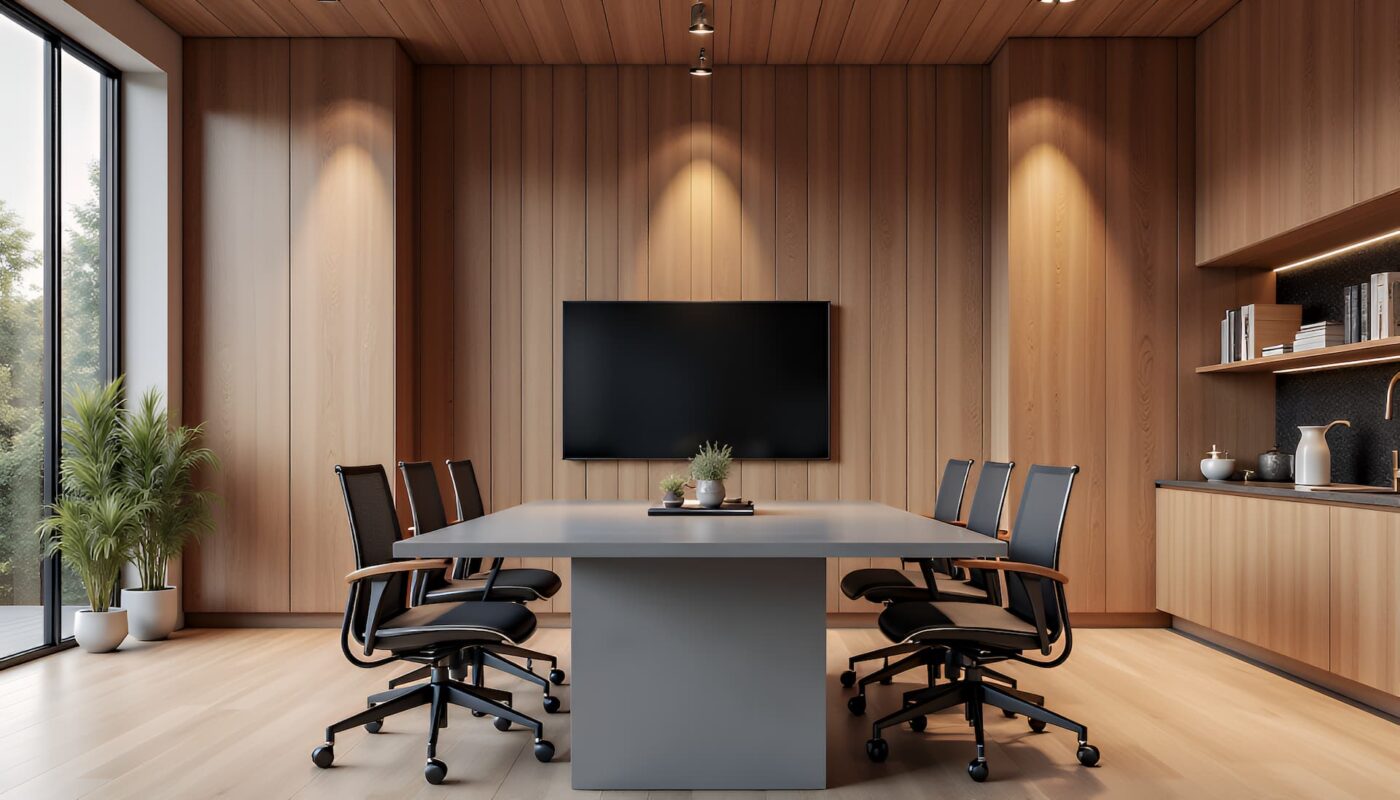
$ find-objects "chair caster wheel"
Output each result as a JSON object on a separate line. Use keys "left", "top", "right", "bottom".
{"left": 494, "top": 716, "right": 512, "bottom": 731}
{"left": 967, "top": 759, "right": 989, "bottom": 782}
{"left": 365, "top": 719, "right": 383, "bottom": 734}
{"left": 542, "top": 695, "right": 562, "bottom": 713}
{"left": 839, "top": 670, "right": 856, "bottom": 688}
{"left": 879, "top": 676, "right": 893, "bottom": 686}
{"left": 1002, "top": 709, "right": 1016, "bottom": 718}
{"left": 1077, "top": 744, "right": 1100, "bottom": 767}
{"left": 908, "top": 715, "right": 927, "bottom": 732}
{"left": 424, "top": 758, "right": 447, "bottom": 785}
{"left": 847, "top": 695, "right": 866, "bottom": 716}
{"left": 1028, "top": 718, "right": 1047, "bottom": 733}
{"left": 311, "top": 744, "right": 334, "bottom": 768}
{"left": 548, "top": 668, "right": 566, "bottom": 685}
{"left": 534, "top": 740, "right": 556, "bottom": 763}
{"left": 471, "top": 710, "right": 487, "bottom": 717}
{"left": 865, "top": 738, "right": 889, "bottom": 763}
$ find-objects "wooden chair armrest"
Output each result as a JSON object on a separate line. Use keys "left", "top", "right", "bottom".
{"left": 995, "top": 529, "right": 1010, "bottom": 541}
{"left": 947, "top": 520, "right": 967, "bottom": 527}
{"left": 345, "top": 558, "right": 451, "bottom": 584}
{"left": 952, "top": 559, "right": 1068, "bottom": 584}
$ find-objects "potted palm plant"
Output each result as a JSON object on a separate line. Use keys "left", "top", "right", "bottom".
{"left": 689, "top": 441, "right": 733, "bottom": 509}
{"left": 36, "top": 380, "right": 146, "bottom": 653}
{"left": 119, "top": 388, "right": 217, "bottom": 641}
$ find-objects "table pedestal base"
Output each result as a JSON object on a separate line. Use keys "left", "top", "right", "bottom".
{"left": 570, "top": 557, "right": 827, "bottom": 790}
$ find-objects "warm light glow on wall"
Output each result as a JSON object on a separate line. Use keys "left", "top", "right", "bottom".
{"left": 1272, "top": 228, "right": 1400, "bottom": 272}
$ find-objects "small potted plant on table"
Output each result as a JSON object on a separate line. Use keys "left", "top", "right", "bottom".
{"left": 689, "top": 441, "right": 733, "bottom": 509}
{"left": 659, "top": 473, "right": 687, "bottom": 508}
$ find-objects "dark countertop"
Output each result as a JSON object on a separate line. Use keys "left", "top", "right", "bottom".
{"left": 1157, "top": 480, "right": 1400, "bottom": 509}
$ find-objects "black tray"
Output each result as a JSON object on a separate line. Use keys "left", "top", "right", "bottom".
{"left": 647, "top": 500, "right": 755, "bottom": 516}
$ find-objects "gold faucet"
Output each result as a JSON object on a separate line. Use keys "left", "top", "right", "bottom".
{"left": 1386, "top": 371, "right": 1400, "bottom": 489}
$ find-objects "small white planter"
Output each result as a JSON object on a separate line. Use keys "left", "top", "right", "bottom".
{"left": 122, "top": 587, "right": 179, "bottom": 641}
{"left": 73, "top": 608, "right": 128, "bottom": 653}
{"left": 695, "top": 479, "right": 726, "bottom": 509}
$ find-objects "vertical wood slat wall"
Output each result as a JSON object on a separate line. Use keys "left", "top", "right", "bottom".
{"left": 416, "top": 65, "right": 990, "bottom": 613}
{"left": 184, "top": 38, "right": 415, "bottom": 614}
{"left": 991, "top": 39, "right": 1247, "bottom": 617}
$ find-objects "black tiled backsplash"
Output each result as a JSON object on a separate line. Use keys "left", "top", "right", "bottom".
{"left": 1275, "top": 237, "right": 1400, "bottom": 486}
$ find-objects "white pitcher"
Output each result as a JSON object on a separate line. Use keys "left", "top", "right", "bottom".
{"left": 1295, "top": 420, "right": 1351, "bottom": 486}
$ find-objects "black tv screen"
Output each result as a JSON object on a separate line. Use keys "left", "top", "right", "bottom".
{"left": 563, "top": 301, "right": 831, "bottom": 460}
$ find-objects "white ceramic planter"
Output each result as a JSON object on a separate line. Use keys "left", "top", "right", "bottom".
{"left": 122, "top": 587, "right": 179, "bottom": 641}
{"left": 73, "top": 608, "right": 128, "bottom": 653}
{"left": 696, "top": 479, "right": 725, "bottom": 509}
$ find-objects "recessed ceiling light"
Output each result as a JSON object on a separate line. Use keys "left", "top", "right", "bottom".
{"left": 689, "top": 1, "right": 713, "bottom": 35}
{"left": 690, "top": 48, "right": 711, "bottom": 76}
{"left": 1039, "top": 0, "right": 1076, "bottom": 4}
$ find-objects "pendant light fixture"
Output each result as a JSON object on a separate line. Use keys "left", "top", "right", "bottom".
{"left": 689, "top": 1, "right": 714, "bottom": 35}
{"left": 690, "top": 48, "right": 712, "bottom": 76}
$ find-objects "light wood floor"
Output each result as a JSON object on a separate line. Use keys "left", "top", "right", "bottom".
{"left": 0, "top": 627, "right": 1396, "bottom": 799}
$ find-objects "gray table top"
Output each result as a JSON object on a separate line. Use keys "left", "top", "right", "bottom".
{"left": 392, "top": 500, "right": 1009, "bottom": 559}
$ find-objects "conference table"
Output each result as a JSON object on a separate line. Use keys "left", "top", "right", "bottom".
{"left": 393, "top": 499, "right": 1007, "bottom": 790}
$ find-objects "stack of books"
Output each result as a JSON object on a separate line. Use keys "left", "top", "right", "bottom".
{"left": 1219, "top": 303, "right": 1303, "bottom": 363}
{"left": 1294, "top": 321, "right": 1344, "bottom": 352}
{"left": 1262, "top": 343, "right": 1293, "bottom": 357}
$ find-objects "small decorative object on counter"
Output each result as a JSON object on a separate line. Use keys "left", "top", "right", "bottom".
{"left": 1255, "top": 445, "right": 1293, "bottom": 482}
{"left": 1200, "top": 445, "right": 1236, "bottom": 482}
{"left": 1295, "top": 420, "right": 1351, "bottom": 487}
{"left": 659, "top": 473, "right": 687, "bottom": 508}
{"left": 689, "top": 441, "right": 733, "bottom": 509}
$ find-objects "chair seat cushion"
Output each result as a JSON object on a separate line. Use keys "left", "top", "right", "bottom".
{"left": 376, "top": 601, "right": 538, "bottom": 651}
{"left": 425, "top": 568, "right": 562, "bottom": 604}
{"left": 878, "top": 601, "right": 1037, "bottom": 648}
{"left": 840, "top": 568, "right": 916, "bottom": 600}
{"left": 842, "top": 567, "right": 989, "bottom": 603}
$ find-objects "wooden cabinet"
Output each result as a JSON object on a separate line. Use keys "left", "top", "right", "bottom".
{"left": 1210, "top": 494, "right": 1330, "bottom": 670}
{"left": 1158, "top": 488, "right": 1400, "bottom": 697}
{"left": 1330, "top": 507, "right": 1400, "bottom": 695}
{"left": 1155, "top": 490, "right": 1212, "bottom": 625}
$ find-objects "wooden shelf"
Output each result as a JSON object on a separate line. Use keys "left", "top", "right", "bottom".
{"left": 1197, "top": 187, "right": 1400, "bottom": 269}
{"left": 1197, "top": 338, "right": 1400, "bottom": 374}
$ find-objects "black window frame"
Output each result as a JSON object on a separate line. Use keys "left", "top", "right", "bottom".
{"left": 0, "top": 0, "right": 122, "bottom": 670}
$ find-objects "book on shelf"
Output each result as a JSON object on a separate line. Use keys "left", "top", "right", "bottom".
{"left": 1293, "top": 321, "right": 1343, "bottom": 352}
{"left": 1261, "top": 343, "right": 1293, "bottom": 357}
{"left": 1218, "top": 303, "right": 1303, "bottom": 364}
{"left": 1361, "top": 281, "right": 1371, "bottom": 341}
{"left": 1345, "top": 285, "right": 1357, "bottom": 344}
{"left": 1373, "top": 272, "right": 1400, "bottom": 339}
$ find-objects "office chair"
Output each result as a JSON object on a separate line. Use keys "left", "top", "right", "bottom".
{"left": 394, "top": 461, "right": 565, "bottom": 713}
{"left": 311, "top": 465, "right": 555, "bottom": 785}
{"left": 861, "top": 464, "right": 1099, "bottom": 783}
{"left": 838, "top": 460, "right": 1011, "bottom": 693}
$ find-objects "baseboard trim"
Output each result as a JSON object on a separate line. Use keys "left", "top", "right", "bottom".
{"left": 186, "top": 611, "right": 576, "bottom": 629}
{"left": 1071, "top": 611, "right": 1171, "bottom": 628}
{"left": 1173, "top": 618, "right": 1400, "bottom": 719}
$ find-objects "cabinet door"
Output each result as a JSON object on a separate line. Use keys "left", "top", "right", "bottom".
{"left": 1211, "top": 495, "right": 1330, "bottom": 670}
{"left": 1155, "top": 490, "right": 1212, "bottom": 625}
{"left": 1330, "top": 507, "right": 1400, "bottom": 695}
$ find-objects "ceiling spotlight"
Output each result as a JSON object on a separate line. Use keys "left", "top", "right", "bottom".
{"left": 689, "top": 1, "right": 713, "bottom": 35}
{"left": 690, "top": 48, "right": 711, "bottom": 76}
{"left": 1039, "top": 0, "right": 1076, "bottom": 4}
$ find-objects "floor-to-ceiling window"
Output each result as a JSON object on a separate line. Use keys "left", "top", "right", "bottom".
{"left": 0, "top": 1, "right": 118, "bottom": 665}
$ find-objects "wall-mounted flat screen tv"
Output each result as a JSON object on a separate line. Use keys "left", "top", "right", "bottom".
{"left": 563, "top": 301, "right": 831, "bottom": 460}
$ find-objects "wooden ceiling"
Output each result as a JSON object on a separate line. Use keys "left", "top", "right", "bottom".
{"left": 135, "top": 0, "right": 1240, "bottom": 65}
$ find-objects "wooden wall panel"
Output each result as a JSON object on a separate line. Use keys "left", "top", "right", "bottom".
{"left": 288, "top": 39, "right": 404, "bottom": 612}
{"left": 933, "top": 66, "right": 986, "bottom": 501}
{"left": 1005, "top": 39, "right": 1108, "bottom": 613}
{"left": 417, "top": 65, "right": 992, "bottom": 612}
{"left": 417, "top": 67, "right": 456, "bottom": 505}
{"left": 1356, "top": 0, "right": 1400, "bottom": 201}
{"left": 183, "top": 39, "right": 291, "bottom": 613}
{"left": 1104, "top": 40, "right": 1178, "bottom": 614}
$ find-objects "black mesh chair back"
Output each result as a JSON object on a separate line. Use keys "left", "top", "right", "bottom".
{"left": 932, "top": 458, "right": 975, "bottom": 523}
{"left": 399, "top": 461, "right": 453, "bottom": 601}
{"left": 1005, "top": 464, "right": 1077, "bottom": 637}
{"left": 445, "top": 459, "right": 488, "bottom": 577}
{"left": 964, "top": 461, "right": 1014, "bottom": 539}
{"left": 961, "top": 460, "right": 1014, "bottom": 593}
{"left": 335, "top": 464, "right": 410, "bottom": 644}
